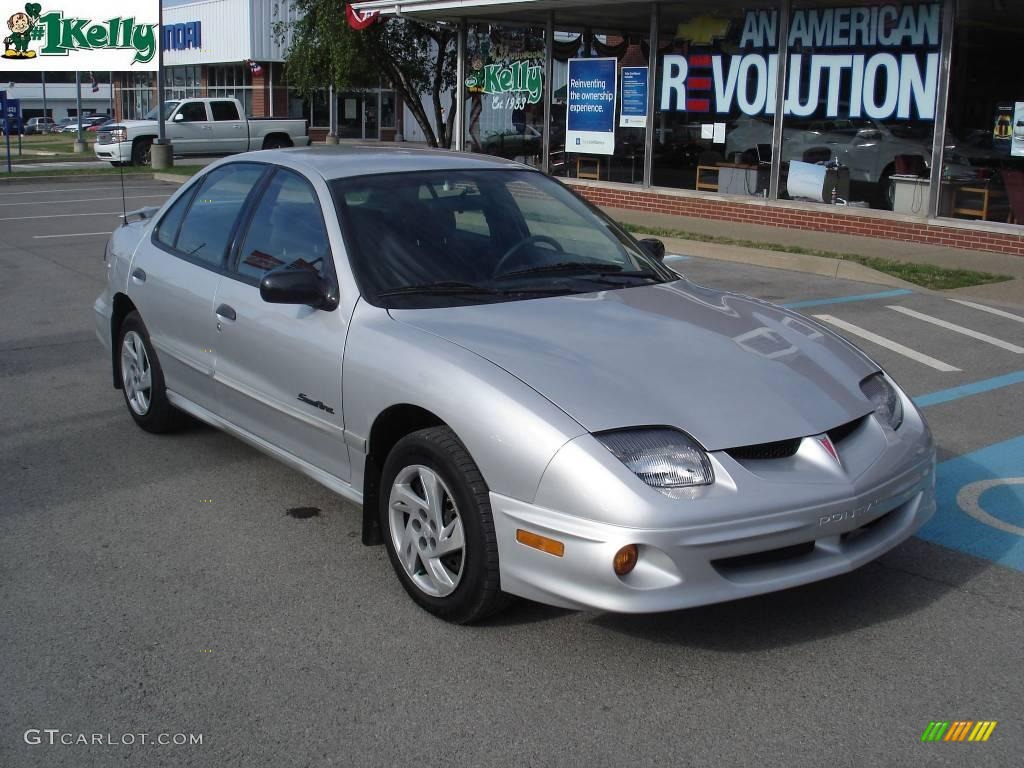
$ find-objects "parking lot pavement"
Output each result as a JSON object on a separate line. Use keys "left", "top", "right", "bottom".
{"left": 1, "top": 183, "right": 1022, "bottom": 768}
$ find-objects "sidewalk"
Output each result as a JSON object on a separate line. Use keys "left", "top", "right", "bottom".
{"left": 606, "top": 206, "right": 1024, "bottom": 307}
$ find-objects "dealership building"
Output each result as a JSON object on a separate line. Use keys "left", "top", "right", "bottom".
{"left": 354, "top": 0, "right": 1024, "bottom": 256}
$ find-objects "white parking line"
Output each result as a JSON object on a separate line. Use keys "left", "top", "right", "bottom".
{"left": 0, "top": 211, "right": 123, "bottom": 221}
{"left": 888, "top": 305, "right": 1024, "bottom": 354}
{"left": 814, "top": 314, "right": 961, "bottom": 372}
{"left": 949, "top": 298, "right": 1024, "bottom": 325}
{"left": 0, "top": 185, "right": 171, "bottom": 196}
{"left": 33, "top": 232, "right": 112, "bottom": 239}
{"left": 0, "top": 194, "right": 170, "bottom": 207}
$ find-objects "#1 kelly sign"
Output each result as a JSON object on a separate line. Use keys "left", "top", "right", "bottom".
{"left": 1, "top": 1, "right": 159, "bottom": 70}
{"left": 566, "top": 57, "right": 617, "bottom": 155}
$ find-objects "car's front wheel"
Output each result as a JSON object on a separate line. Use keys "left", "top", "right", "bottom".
{"left": 117, "top": 311, "right": 182, "bottom": 433}
{"left": 380, "top": 426, "right": 507, "bottom": 623}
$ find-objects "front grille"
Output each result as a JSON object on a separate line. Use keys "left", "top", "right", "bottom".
{"left": 841, "top": 508, "right": 895, "bottom": 544}
{"left": 97, "top": 132, "right": 113, "bottom": 145}
{"left": 725, "top": 437, "right": 801, "bottom": 461}
{"left": 712, "top": 541, "right": 815, "bottom": 571}
{"left": 827, "top": 415, "right": 866, "bottom": 445}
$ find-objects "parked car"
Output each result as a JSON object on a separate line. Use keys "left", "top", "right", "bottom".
{"left": 24, "top": 116, "right": 56, "bottom": 135}
{"left": 483, "top": 123, "right": 542, "bottom": 159}
{"left": 95, "top": 148, "right": 936, "bottom": 623}
{"left": 86, "top": 117, "right": 114, "bottom": 132}
{"left": 94, "top": 98, "right": 310, "bottom": 166}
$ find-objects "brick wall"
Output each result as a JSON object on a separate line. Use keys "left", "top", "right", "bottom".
{"left": 250, "top": 65, "right": 267, "bottom": 118}
{"left": 568, "top": 180, "right": 1024, "bottom": 257}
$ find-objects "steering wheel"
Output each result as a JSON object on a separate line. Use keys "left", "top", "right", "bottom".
{"left": 493, "top": 234, "right": 564, "bottom": 277}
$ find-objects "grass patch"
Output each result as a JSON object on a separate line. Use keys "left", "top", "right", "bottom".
{"left": 619, "top": 222, "right": 1013, "bottom": 290}
{"left": 0, "top": 164, "right": 204, "bottom": 180}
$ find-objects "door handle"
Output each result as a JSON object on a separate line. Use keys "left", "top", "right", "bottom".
{"left": 131, "top": 267, "right": 146, "bottom": 283}
{"left": 215, "top": 304, "right": 236, "bottom": 321}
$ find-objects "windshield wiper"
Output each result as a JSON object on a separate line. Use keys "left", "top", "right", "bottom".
{"left": 377, "top": 281, "right": 502, "bottom": 297}
{"left": 494, "top": 261, "right": 624, "bottom": 280}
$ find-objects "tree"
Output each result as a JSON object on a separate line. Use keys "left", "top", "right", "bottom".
{"left": 276, "top": 1, "right": 458, "bottom": 147}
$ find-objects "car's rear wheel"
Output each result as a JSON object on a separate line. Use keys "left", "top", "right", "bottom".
{"left": 379, "top": 426, "right": 507, "bottom": 623}
{"left": 117, "top": 312, "right": 182, "bottom": 433}
{"left": 262, "top": 135, "right": 291, "bottom": 150}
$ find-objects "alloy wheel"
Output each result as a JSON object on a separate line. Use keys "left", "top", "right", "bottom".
{"left": 387, "top": 464, "right": 466, "bottom": 598}
{"left": 120, "top": 330, "right": 152, "bottom": 416}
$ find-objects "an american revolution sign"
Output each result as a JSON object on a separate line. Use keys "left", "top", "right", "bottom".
{"left": 661, "top": 3, "right": 941, "bottom": 121}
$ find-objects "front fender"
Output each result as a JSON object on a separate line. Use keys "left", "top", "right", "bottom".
{"left": 343, "top": 301, "right": 587, "bottom": 502}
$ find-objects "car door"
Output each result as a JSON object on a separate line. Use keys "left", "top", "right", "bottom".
{"left": 129, "top": 162, "right": 268, "bottom": 410}
{"left": 209, "top": 100, "right": 248, "bottom": 154}
{"left": 212, "top": 167, "right": 351, "bottom": 482}
{"left": 169, "top": 101, "right": 215, "bottom": 153}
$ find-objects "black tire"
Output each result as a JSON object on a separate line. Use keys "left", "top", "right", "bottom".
{"left": 262, "top": 135, "right": 291, "bottom": 150}
{"left": 877, "top": 164, "right": 896, "bottom": 210}
{"left": 116, "top": 311, "right": 183, "bottom": 434}
{"left": 379, "top": 426, "right": 508, "bottom": 623}
{"left": 131, "top": 138, "right": 152, "bottom": 167}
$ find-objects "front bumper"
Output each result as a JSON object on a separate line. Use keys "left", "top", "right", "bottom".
{"left": 491, "top": 396, "right": 936, "bottom": 613}
{"left": 94, "top": 140, "right": 131, "bottom": 163}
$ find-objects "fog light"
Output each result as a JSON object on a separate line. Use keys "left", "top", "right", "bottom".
{"left": 516, "top": 529, "right": 564, "bottom": 557}
{"left": 613, "top": 544, "right": 639, "bottom": 576}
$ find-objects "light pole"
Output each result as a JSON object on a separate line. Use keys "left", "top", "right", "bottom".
{"left": 72, "top": 71, "right": 86, "bottom": 153}
{"left": 151, "top": 3, "right": 173, "bottom": 168}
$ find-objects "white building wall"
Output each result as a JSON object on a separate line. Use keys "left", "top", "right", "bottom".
{"left": 163, "top": 0, "right": 254, "bottom": 66}
{"left": 250, "top": 0, "right": 302, "bottom": 62}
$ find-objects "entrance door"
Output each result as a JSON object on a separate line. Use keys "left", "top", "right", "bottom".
{"left": 337, "top": 93, "right": 363, "bottom": 139}
{"left": 364, "top": 93, "right": 378, "bottom": 140}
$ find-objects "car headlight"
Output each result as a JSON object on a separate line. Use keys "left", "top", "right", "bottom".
{"left": 860, "top": 373, "right": 903, "bottom": 430}
{"left": 596, "top": 429, "right": 714, "bottom": 489}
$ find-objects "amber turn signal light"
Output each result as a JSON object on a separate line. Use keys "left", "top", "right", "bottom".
{"left": 613, "top": 544, "right": 639, "bottom": 576}
{"left": 516, "top": 529, "right": 565, "bottom": 557}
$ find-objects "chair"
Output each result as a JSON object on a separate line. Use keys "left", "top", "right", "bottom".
{"left": 894, "top": 154, "right": 927, "bottom": 176}
{"left": 575, "top": 156, "right": 601, "bottom": 180}
{"left": 1002, "top": 169, "right": 1024, "bottom": 225}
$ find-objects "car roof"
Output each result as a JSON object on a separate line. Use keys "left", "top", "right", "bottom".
{"left": 246, "top": 145, "right": 528, "bottom": 181}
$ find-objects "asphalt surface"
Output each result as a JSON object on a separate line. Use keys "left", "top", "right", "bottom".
{"left": 1, "top": 176, "right": 1022, "bottom": 767}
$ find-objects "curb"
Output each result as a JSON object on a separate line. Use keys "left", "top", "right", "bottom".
{"left": 649, "top": 233, "right": 918, "bottom": 289}
{"left": 153, "top": 172, "right": 187, "bottom": 185}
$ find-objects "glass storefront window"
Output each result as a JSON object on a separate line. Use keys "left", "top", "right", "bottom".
{"left": 941, "top": 0, "right": 1024, "bottom": 227}
{"left": 777, "top": 2, "right": 943, "bottom": 213}
{"left": 652, "top": 3, "right": 779, "bottom": 195}
{"left": 464, "top": 24, "right": 547, "bottom": 169}
{"left": 381, "top": 91, "right": 397, "bottom": 129}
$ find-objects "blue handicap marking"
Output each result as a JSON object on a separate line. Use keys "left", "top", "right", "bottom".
{"left": 918, "top": 435, "right": 1024, "bottom": 571}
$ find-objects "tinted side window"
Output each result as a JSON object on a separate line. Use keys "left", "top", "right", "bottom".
{"left": 175, "top": 164, "right": 266, "bottom": 267}
{"left": 211, "top": 101, "right": 240, "bottom": 121}
{"left": 236, "top": 170, "right": 329, "bottom": 280}
{"left": 178, "top": 102, "right": 208, "bottom": 122}
{"left": 154, "top": 187, "right": 195, "bottom": 249}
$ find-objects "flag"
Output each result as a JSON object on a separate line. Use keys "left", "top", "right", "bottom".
{"left": 90, "top": 72, "right": 99, "bottom": 93}
{"left": 245, "top": 59, "right": 263, "bottom": 76}
{"left": 346, "top": 3, "right": 380, "bottom": 30}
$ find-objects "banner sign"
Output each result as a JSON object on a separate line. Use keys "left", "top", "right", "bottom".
{"left": 661, "top": 3, "right": 940, "bottom": 121}
{"left": 0, "top": 1, "right": 159, "bottom": 70}
{"left": 466, "top": 39, "right": 544, "bottom": 111}
{"left": 1013, "top": 102, "right": 1024, "bottom": 159}
{"left": 620, "top": 67, "right": 648, "bottom": 128}
{"left": 566, "top": 57, "right": 617, "bottom": 155}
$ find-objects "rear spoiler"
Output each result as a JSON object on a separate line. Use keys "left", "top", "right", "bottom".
{"left": 121, "top": 206, "right": 161, "bottom": 224}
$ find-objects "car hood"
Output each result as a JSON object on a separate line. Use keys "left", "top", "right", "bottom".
{"left": 391, "top": 280, "right": 879, "bottom": 451}
{"left": 100, "top": 120, "right": 155, "bottom": 131}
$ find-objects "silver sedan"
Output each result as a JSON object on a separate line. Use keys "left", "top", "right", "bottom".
{"left": 94, "top": 148, "right": 936, "bottom": 623}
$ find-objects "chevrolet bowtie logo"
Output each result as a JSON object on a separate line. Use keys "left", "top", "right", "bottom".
{"left": 674, "top": 15, "right": 731, "bottom": 45}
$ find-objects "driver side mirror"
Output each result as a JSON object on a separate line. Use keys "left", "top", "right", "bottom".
{"left": 260, "top": 268, "right": 338, "bottom": 311}
{"left": 173, "top": 112, "right": 184, "bottom": 122}
{"left": 639, "top": 237, "right": 666, "bottom": 262}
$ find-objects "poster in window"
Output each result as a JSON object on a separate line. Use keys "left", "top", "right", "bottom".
{"left": 1013, "top": 102, "right": 1024, "bottom": 158}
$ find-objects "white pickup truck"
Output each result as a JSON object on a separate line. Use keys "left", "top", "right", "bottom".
{"left": 95, "top": 98, "right": 310, "bottom": 166}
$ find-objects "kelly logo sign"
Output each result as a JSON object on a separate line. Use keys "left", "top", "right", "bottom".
{"left": 661, "top": 3, "right": 940, "bottom": 121}
{"left": 1, "top": 0, "right": 159, "bottom": 70}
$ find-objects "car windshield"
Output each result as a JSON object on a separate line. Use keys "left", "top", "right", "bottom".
{"left": 144, "top": 101, "right": 179, "bottom": 121}
{"left": 331, "top": 169, "right": 675, "bottom": 308}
